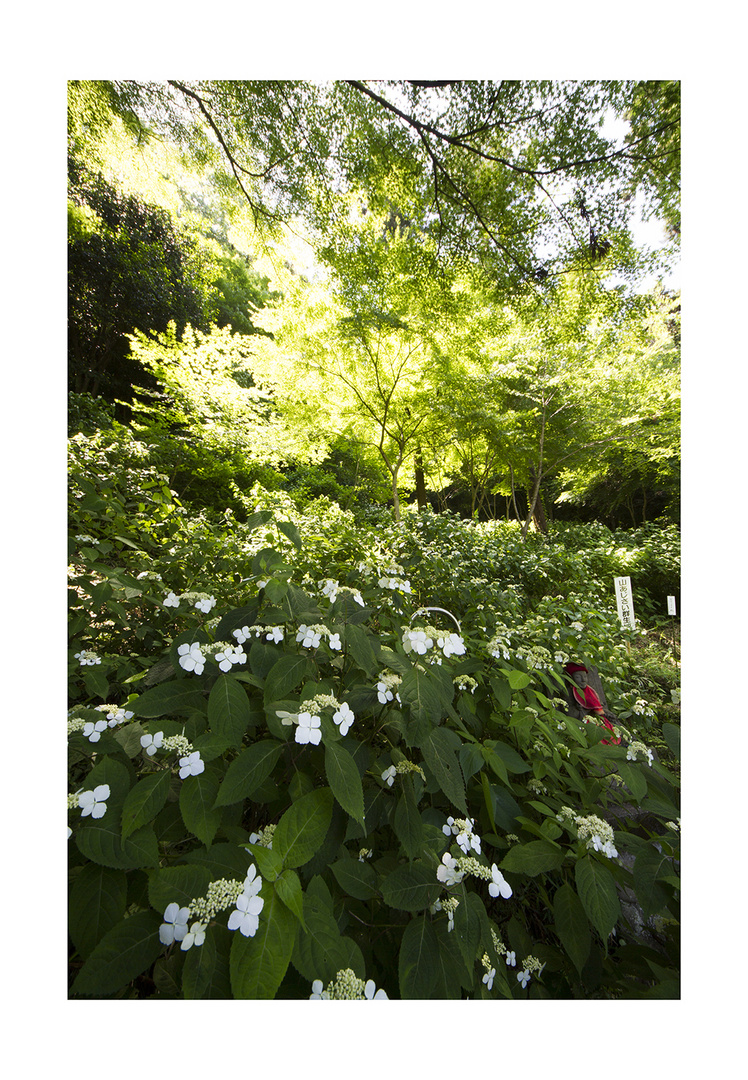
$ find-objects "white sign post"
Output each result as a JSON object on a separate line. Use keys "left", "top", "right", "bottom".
{"left": 614, "top": 576, "right": 636, "bottom": 630}
{"left": 667, "top": 596, "right": 677, "bottom": 616}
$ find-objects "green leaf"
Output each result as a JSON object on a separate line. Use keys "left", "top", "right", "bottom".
{"left": 179, "top": 771, "right": 222, "bottom": 847}
{"left": 553, "top": 883, "right": 592, "bottom": 975}
{"left": 324, "top": 740, "right": 365, "bottom": 825}
{"left": 330, "top": 857, "right": 379, "bottom": 901}
{"left": 634, "top": 845, "right": 675, "bottom": 920}
{"left": 506, "top": 669, "right": 532, "bottom": 690}
{"left": 71, "top": 910, "right": 163, "bottom": 997}
{"left": 229, "top": 887, "right": 298, "bottom": 999}
{"left": 380, "top": 863, "right": 441, "bottom": 912}
{"left": 277, "top": 520, "right": 302, "bottom": 549}
{"left": 121, "top": 769, "right": 171, "bottom": 840}
{"left": 245, "top": 510, "right": 274, "bottom": 530}
{"left": 147, "top": 864, "right": 212, "bottom": 914}
{"left": 76, "top": 818, "right": 160, "bottom": 870}
{"left": 617, "top": 761, "right": 648, "bottom": 802}
{"left": 420, "top": 727, "right": 467, "bottom": 815}
{"left": 575, "top": 856, "right": 621, "bottom": 939}
{"left": 274, "top": 869, "right": 306, "bottom": 927}
{"left": 263, "top": 654, "right": 313, "bottom": 705}
{"left": 213, "top": 740, "right": 284, "bottom": 808}
{"left": 398, "top": 915, "right": 438, "bottom": 999}
{"left": 183, "top": 924, "right": 233, "bottom": 999}
{"left": 291, "top": 892, "right": 365, "bottom": 985}
{"left": 393, "top": 781, "right": 423, "bottom": 860}
{"left": 662, "top": 722, "right": 680, "bottom": 760}
{"left": 207, "top": 675, "right": 252, "bottom": 748}
{"left": 273, "top": 787, "right": 334, "bottom": 870}
{"left": 343, "top": 623, "right": 379, "bottom": 676}
{"left": 69, "top": 863, "right": 128, "bottom": 959}
{"left": 500, "top": 840, "right": 566, "bottom": 876}
{"left": 487, "top": 738, "right": 530, "bottom": 774}
{"left": 133, "top": 680, "right": 207, "bottom": 718}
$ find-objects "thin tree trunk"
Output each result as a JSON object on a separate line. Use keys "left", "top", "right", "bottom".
{"left": 414, "top": 449, "right": 428, "bottom": 510}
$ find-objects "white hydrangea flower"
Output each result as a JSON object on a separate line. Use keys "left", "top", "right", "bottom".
{"left": 364, "top": 979, "right": 388, "bottom": 999}
{"left": 180, "top": 921, "right": 207, "bottom": 951}
{"left": 517, "top": 970, "right": 531, "bottom": 989}
{"left": 327, "top": 632, "right": 342, "bottom": 651}
{"left": 75, "top": 650, "right": 101, "bottom": 666}
{"left": 377, "top": 681, "right": 394, "bottom": 703}
{"left": 403, "top": 629, "right": 433, "bottom": 655}
{"left": 438, "top": 632, "right": 466, "bottom": 658}
{"left": 506, "top": 951, "right": 516, "bottom": 967}
{"left": 194, "top": 595, "right": 216, "bottom": 614}
{"left": 140, "top": 731, "right": 164, "bottom": 756}
{"left": 310, "top": 979, "right": 330, "bottom": 1000}
{"left": 159, "top": 902, "right": 190, "bottom": 945}
{"left": 488, "top": 864, "right": 513, "bottom": 899}
{"left": 178, "top": 642, "right": 205, "bottom": 675}
{"left": 82, "top": 719, "right": 108, "bottom": 743}
{"left": 227, "top": 892, "right": 264, "bottom": 937}
{"left": 437, "top": 852, "right": 465, "bottom": 887}
{"left": 482, "top": 967, "right": 496, "bottom": 991}
{"left": 296, "top": 712, "right": 322, "bottom": 745}
{"left": 242, "top": 865, "right": 263, "bottom": 898}
{"left": 381, "top": 766, "right": 397, "bottom": 787}
{"left": 333, "top": 702, "right": 354, "bottom": 736}
{"left": 232, "top": 625, "right": 252, "bottom": 644}
{"left": 78, "top": 784, "right": 110, "bottom": 818}
{"left": 266, "top": 626, "right": 284, "bottom": 643}
{"left": 320, "top": 579, "right": 339, "bottom": 602}
{"left": 179, "top": 751, "right": 205, "bottom": 779}
{"left": 163, "top": 591, "right": 180, "bottom": 608}
{"left": 296, "top": 625, "right": 321, "bottom": 649}
{"left": 102, "top": 706, "right": 134, "bottom": 727}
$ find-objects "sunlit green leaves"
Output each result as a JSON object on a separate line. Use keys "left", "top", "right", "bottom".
{"left": 273, "top": 787, "right": 334, "bottom": 870}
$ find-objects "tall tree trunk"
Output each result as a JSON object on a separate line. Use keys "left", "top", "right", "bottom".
{"left": 414, "top": 449, "right": 428, "bottom": 510}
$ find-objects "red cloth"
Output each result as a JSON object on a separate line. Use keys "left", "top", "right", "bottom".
{"left": 571, "top": 683, "right": 621, "bottom": 746}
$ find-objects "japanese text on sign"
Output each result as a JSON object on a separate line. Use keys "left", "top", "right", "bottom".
{"left": 614, "top": 576, "right": 636, "bottom": 630}
{"left": 667, "top": 596, "right": 677, "bottom": 616}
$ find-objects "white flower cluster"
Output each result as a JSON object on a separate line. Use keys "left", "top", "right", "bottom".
{"left": 381, "top": 759, "right": 426, "bottom": 787}
{"left": 454, "top": 675, "right": 477, "bottom": 694}
{"left": 140, "top": 731, "right": 164, "bottom": 756}
{"left": 402, "top": 627, "right": 466, "bottom": 661}
{"left": 278, "top": 693, "right": 356, "bottom": 744}
{"left": 75, "top": 533, "right": 100, "bottom": 544}
{"left": 189, "top": 878, "right": 245, "bottom": 922}
{"left": 517, "top": 954, "right": 545, "bottom": 989}
{"left": 164, "top": 591, "right": 217, "bottom": 614}
{"left": 626, "top": 740, "right": 654, "bottom": 766}
{"left": 436, "top": 854, "right": 512, "bottom": 900}
{"left": 310, "top": 969, "right": 387, "bottom": 1000}
{"left": 95, "top": 704, "right": 134, "bottom": 727}
{"left": 208, "top": 640, "right": 247, "bottom": 671}
{"left": 443, "top": 816, "right": 482, "bottom": 855}
{"left": 296, "top": 624, "right": 342, "bottom": 651}
{"left": 376, "top": 672, "right": 402, "bottom": 704}
{"left": 82, "top": 719, "right": 108, "bottom": 742}
{"left": 319, "top": 579, "right": 365, "bottom": 606}
{"left": 431, "top": 895, "right": 460, "bottom": 932}
{"left": 488, "top": 628, "right": 513, "bottom": 660}
{"left": 178, "top": 642, "right": 206, "bottom": 674}
{"left": 558, "top": 807, "right": 618, "bottom": 859}
{"left": 159, "top": 903, "right": 207, "bottom": 951}
{"left": 379, "top": 576, "right": 412, "bottom": 593}
{"left": 227, "top": 865, "right": 264, "bottom": 937}
{"left": 233, "top": 623, "right": 285, "bottom": 644}
{"left": 248, "top": 824, "right": 276, "bottom": 848}
{"left": 74, "top": 649, "right": 101, "bottom": 666}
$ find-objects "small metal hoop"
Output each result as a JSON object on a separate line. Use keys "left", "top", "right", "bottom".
{"left": 409, "top": 606, "right": 461, "bottom": 633}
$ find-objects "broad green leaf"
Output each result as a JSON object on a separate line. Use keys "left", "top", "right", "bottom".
{"left": 575, "top": 856, "right": 620, "bottom": 939}
{"left": 330, "top": 857, "right": 379, "bottom": 901}
{"left": 500, "top": 840, "right": 566, "bottom": 876}
{"left": 553, "top": 882, "right": 591, "bottom": 975}
{"left": 291, "top": 892, "right": 365, "bottom": 985}
{"left": 343, "top": 623, "right": 379, "bottom": 676}
{"left": 213, "top": 740, "right": 284, "bottom": 808}
{"left": 208, "top": 675, "right": 251, "bottom": 748}
{"left": 183, "top": 924, "right": 233, "bottom": 999}
{"left": 617, "top": 761, "right": 648, "bottom": 802}
{"left": 179, "top": 771, "right": 222, "bottom": 847}
{"left": 71, "top": 910, "right": 163, "bottom": 997}
{"left": 245, "top": 510, "right": 274, "bottom": 530}
{"left": 273, "top": 787, "right": 334, "bottom": 869}
{"left": 399, "top": 664, "right": 447, "bottom": 724}
{"left": 399, "top": 915, "right": 438, "bottom": 999}
{"left": 76, "top": 818, "right": 159, "bottom": 871}
{"left": 147, "top": 864, "right": 212, "bottom": 914}
{"left": 487, "top": 738, "right": 530, "bottom": 774}
{"left": 69, "top": 863, "right": 128, "bottom": 959}
{"left": 179, "top": 842, "right": 253, "bottom": 881}
{"left": 133, "top": 680, "right": 207, "bottom": 719}
{"left": 490, "top": 675, "right": 513, "bottom": 712}
{"left": 229, "top": 887, "right": 297, "bottom": 999}
{"left": 420, "top": 727, "right": 467, "bottom": 815}
{"left": 506, "top": 669, "right": 532, "bottom": 690}
{"left": 274, "top": 869, "right": 306, "bottom": 927}
{"left": 277, "top": 520, "right": 302, "bottom": 549}
{"left": 324, "top": 740, "right": 365, "bottom": 825}
{"left": 121, "top": 769, "right": 171, "bottom": 840}
{"left": 263, "top": 654, "right": 313, "bottom": 705}
{"left": 380, "top": 863, "right": 440, "bottom": 912}
{"left": 393, "top": 781, "right": 423, "bottom": 860}
{"left": 634, "top": 845, "right": 675, "bottom": 920}
{"left": 662, "top": 722, "right": 680, "bottom": 760}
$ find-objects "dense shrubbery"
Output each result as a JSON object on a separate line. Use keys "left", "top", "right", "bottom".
{"left": 68, "top": 429, "right": 680, "bottom": 999}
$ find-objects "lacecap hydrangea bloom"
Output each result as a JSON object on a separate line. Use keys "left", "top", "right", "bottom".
{"left": 179, "top": 751, "right": 205, "bottom": 779}
{"left": 178, "top": 642, "right": 206, "bottom": 675}
{"left": 74, "top": 650, "right": 101, "bottom": 666}
{"left": 78, "top": 784, "right": 111, "bottom": 818}
{"left": 141, "top": 731, "right": 164, "bottom": 756}
{"left": 82, "top": 719, "right": 108, "bottom": 743}
{"left": 159, "top": 903, "right": 190, "bottom": 945}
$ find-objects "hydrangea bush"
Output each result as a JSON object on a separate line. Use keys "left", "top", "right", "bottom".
{"left": 68, "top": 438, "right": 680, "bottom": 999}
